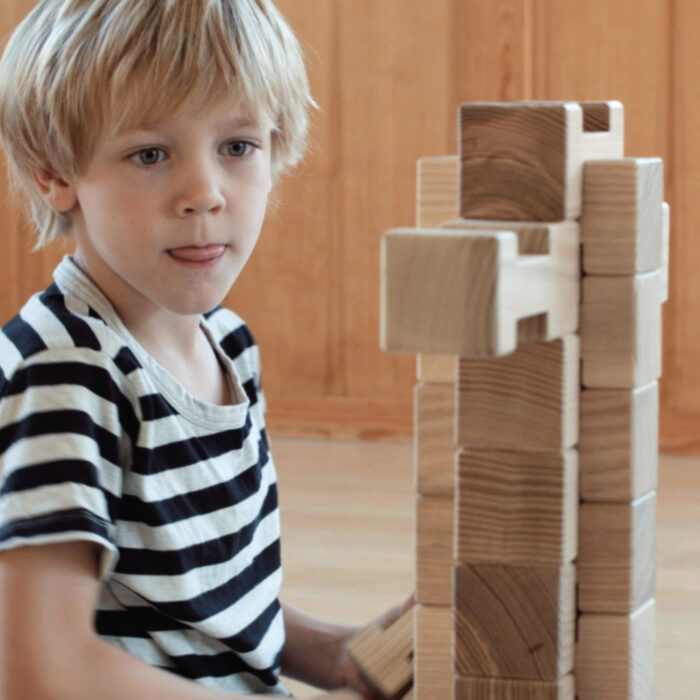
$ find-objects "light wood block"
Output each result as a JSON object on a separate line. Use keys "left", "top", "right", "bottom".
{"left": 416, "top": 155, "right": 459, "bottom": 228}
{"left": 581, "top": 158, "right": 664, "bottom": 275}
{"left": 580, "top": 383, "right": 659, "bottom": 502}
{"left": 415, "top": 383, "right": 456, "bottom": 497}
{"left": 346, "top": 609, "right": 413, "bottom": 700}
{"left": 456, "top": 449, "right": 578, "bottom": 565}
{"left": 453, "top": 563, "right": 576, "bottom": 680}
{"left": 416, "top": 354, "right": 456, "bottom": 383}
{"left": 661, "top": 201, "right": 670, "bottom": 303}
{"left": 581, "top": 270, "right": 663, "bottom": 388}
{"left": 416, "top": 495, "right": 453, "bottom": 605}
{"left": 457, "top": 336, "right": 580, "bottom": 450}
{"left": 441, "top": 218, "right": 580, "bottom": 346}
{"left": 576, "top": 600, "right": 655, "bottom": 699}
{"left": 578, "top": 492, "right": 656, "bottom": 614}
{"left": 415, "top": 605, "right": 451, "bottom": 700}
{"left": 454, "top": 675, "right": 575, "bottom": 700}
{"left": 459, "top": 101, "right": 623, "bottom": 222}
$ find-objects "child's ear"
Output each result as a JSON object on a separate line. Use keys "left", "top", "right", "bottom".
{"left": 31, "top": 166, "right": 77, "bottom": 213}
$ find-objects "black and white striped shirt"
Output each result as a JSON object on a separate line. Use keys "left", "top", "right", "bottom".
{"left": 0, "top": 256, "right": 287, "bottom": 695}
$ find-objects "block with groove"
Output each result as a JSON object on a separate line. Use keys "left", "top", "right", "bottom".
{"left": 380, "top": 222, "right": 579, "bottom": 357}
{"left": 459, "top": 101, "right": 623, "bottom": 222}
{"left": 416, "top": 155, "right": 459, "bottom": 228}
{"left": 580, "top": 383, "right": 658, "bottom": 502}
{"left": 453, "top": 563, "right": 576, "bottom": 680}
{"left": 457, "top": 336, "right": 580, "bottom": 450}
{"left": 414, "top": 605, "right": 451, "bottom": 700}
{"left": 416, "top": 494, "right": 453, "bottom": 605}
{"left": 415, "top": 383, "right": 456, "bottom": 497}
{"left": 453, "top": 675, "right": 575, "bottom": 700}
{"left": 576, "top": 600, "right": 655, "bottom": 699}
{"left": 581, "top": 270, "right": 663, "bottom": 388}
{"left": 346, "top": 609, "right": 413, "bottom": 700}
{"left": 578, "top": 492, "right": 656, "bottom": 614}
{"left": 455, "top": 449, "right": 578, "bottom": 565}
{"left": 581, "top": 158, "right": 664, "bottom": 275}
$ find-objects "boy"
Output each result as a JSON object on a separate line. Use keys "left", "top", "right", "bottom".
{"left": 0, "top": 1, "right": 410, "bottom": 698}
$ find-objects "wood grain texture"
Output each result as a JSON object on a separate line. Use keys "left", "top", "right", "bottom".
{"left": 578, "top": 492, "right": 657, "bottom": 614}
{"left": 416, "top": 355, "right": 456, "bottom": 384}
{"left": 454, "top": 675, "right": 574, "bottom": 700}
{"left": 455, "top": 449, "right": 577, "bottom": 565}
{"left": 575, "top": 600, "right": 655, "bottom": 700}
{"left": 459, "top": 102, "right": 583, "bottom": 221}
{"left": 414, "top": 383, "right": 456, "bottom": 497}
{"left": 581, "top": 271, "right": 664, "bottom": 388}
{"left": 581, "top": 158, "right": 664, "bottom": 275}
{"left": 580, "top": 383, "right": 659, "bottom": 502}
{"left": 453, "top": 563, "right": 576, "bottom": 680}
{"left": 415, "top": 495, "right": 453, "bottom": 606}
{"left": 457, "top": 336, "right": 580, "bottom": 450}
{"left": 414, "top": 605, "right": 451, "bottom": 700}
{"left": 346, "top": 609, "right": 413, "bottom": 700}
{"left": 661, "top": 201, "right": 670, "bottom": 303}
{"left": 416, "top": 156, "right": 459, "bottom": 229}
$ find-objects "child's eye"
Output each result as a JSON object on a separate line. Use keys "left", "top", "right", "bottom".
{"left": 129, "top": 147, "right": 166, "bottom": 165}
{"left": 223, "top": 140, "right": 255, "bottom": 157}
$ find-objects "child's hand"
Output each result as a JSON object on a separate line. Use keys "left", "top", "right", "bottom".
{"left": 330, "top": 593, "right": 416, "bottom": 699}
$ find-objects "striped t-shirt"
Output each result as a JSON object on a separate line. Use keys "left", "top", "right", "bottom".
{"left": 0, "top": 256, "right": 287, "bottom": 695}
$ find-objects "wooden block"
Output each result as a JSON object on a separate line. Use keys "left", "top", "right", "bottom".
{"left": 415, "top": 383, "right": 456, "bottom": 497}
{"left": 579, "top": 101, "right": 625, "bottom": 160}
{"left": 454, "top": 675, "right": 575, "bottom": 700}
{"left": 661, "top": 201, "right": 670, "bottom": 303}
{"left": 415, "top": 605, "right": 451, "bottom": 700}
{"left": 581, "top": 158, "right": 664, "bottom": 275}
{"left": 441, "top": 219, "right": 580, "bottom": 346}
{"left": 576, "top": 600, "right": 655, "bottom": 699}
{"left": 580, "top": 383, "right": 659, "bottom": 502}
{"left": 416, "top": 495, "right": 453, "bottom": 605}
{"left": 578, "top": 492, "right": 656, "bottom": 614}
{"left": 453, "top": 563, "right": 576, "bottom": 680}
{"left": 457, "top": 336, "right": 580, "bottom": 450}
{"left": 581, "top": 271, "right": 663, "bottom": 388}
{"left": 416, "top": 354, "right": 456, "bottom": 383}
{"left": 417, "top": 155, "right": 459, "bottom": 228}
{"left": 455, "top": 449, "right": 578, "bottom": 565}
{"left": 459, "top": 101, "right": 623, "bottom": 222}
{"left": 347, "top": 609, "right": 413, "bottom": 700}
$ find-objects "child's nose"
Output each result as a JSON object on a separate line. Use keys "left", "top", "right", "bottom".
{"left": 174, "top": 163, "right": 226, "bottom": 216}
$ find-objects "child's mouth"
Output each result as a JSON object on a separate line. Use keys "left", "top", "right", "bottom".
{"left": 167, "top": 245, "right": 226, "bottom": 267}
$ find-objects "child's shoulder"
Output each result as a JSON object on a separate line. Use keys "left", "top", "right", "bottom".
{"left": 0, "top": 280, "right": 137, "bottom": 393}
{"left": 204, "top": 306, "right": 259, "bottom": 363}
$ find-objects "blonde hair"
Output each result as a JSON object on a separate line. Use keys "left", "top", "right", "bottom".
{"left": 0, "top": 0, "right": 315, "bottom": 248}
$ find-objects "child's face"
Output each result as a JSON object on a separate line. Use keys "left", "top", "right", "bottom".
{"left": 65, "top": 94, "right": 273, "bottom": 318}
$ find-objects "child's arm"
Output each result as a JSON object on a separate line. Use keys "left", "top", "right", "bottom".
{"left": 280, "top": 596, "right": 415, "bottom": 695}
{"left": 0, "top": 541, "right": 285, "bottom": 700}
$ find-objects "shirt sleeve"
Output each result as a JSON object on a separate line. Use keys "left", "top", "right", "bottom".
{"left": 0, "top": 348, "right": 135, "bottom": 579}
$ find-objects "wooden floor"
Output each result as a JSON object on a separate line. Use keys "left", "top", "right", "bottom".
{"left": 273, "top": 436, "right": 700, "bottom": 699}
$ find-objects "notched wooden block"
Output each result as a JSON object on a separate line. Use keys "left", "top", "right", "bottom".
{"left": 456, "top": 449, "right": 578, "bottom": 565}
{"left": 454, "top": 675, "right": 575, "bottom": 700}
{"left": 457, "top": 336, "right": 580, "bottom": 450}
{"left": 459, "top": 101, "right": 623, "bottom": 222}
{"left": 453, "top": 563, "right": 576, "bottom": 680}
{"left": 347, "top": 609, "right": 413, "bottom": 700}
{"left": 576, "top": 600, "right": 655, "bottom": 699}
{"left": 416, "top": 495, "right": 453, "bottom": 605}
{"left": 416, "top": 354, "right": 457, "bottom": 383}
{"left": 582, "top": 158, "right": 664, "bottom": 275}
{"left": 581, "top": 270, "right": 663, "bottom": 388}
{"left": 417, "top": 155, "right": 459, "bottom": 228}
{"left": 415, "top": 605, "right": 451, "bottom": 700}
{"left": 580, "top": 383, "right": 659, "bottom": 502}
{"left": 415, "top": 383, "right": 456, "bottom": 497}
{"left": 578, "top": 492, "right": 656, "bottom": 614}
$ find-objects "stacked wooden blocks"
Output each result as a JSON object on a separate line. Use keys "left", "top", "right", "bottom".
{"left": 380, "top": 101, "right": 667, "bottom": 698}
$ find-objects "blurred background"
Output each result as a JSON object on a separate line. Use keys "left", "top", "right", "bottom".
{"left": 1, "top": 0, "right": 696, "bottom": 452}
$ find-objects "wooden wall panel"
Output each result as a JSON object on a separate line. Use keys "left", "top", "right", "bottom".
{"left": 0, "top": 1, "right": 698, "bottom": 449}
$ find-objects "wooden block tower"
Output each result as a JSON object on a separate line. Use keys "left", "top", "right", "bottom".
{"left": 380, "top": 101, "right": 666, "bottom": 699}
